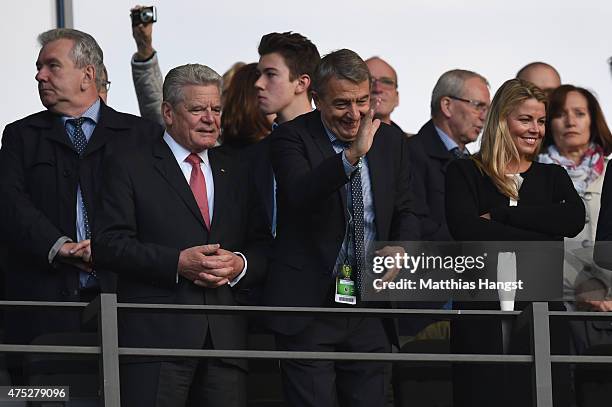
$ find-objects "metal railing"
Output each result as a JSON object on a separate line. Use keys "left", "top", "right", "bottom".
{"left": 1, "top": 295, "right": 611, "bottom": 406}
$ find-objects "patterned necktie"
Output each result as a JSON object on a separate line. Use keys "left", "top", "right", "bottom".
{"left": 185, "top": 153, "right": 211, "bottom": 230}
{"left": 69, "top": 118, "right": 91, "bottom": 238}
{"left": 450, "top": 146, "right": 469, "bottom": 159}
{"left": 68, "top": 118, "right": 97, "bottom": 286}
{"left": 71, "top": 117, "right": 88, "bottom": 156}
{"left": 350, "top": 160, "right": 366, "bottom": 297}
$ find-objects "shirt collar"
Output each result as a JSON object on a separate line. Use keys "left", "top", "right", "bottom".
{"left": 321, "top": 119, "right": 346, "bottom": 147}
{"left": 60, "top": 98, "right": 101, "bottom": 125}
{"left": 434, "top": 125, "right": 461, "bottom": 152}
{"left": 163, "top": 131, "right": 210, "bottom": 167}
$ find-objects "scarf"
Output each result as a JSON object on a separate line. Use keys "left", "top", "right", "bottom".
{"left": 538, "top": 143, "right": 605, "bottom": 195}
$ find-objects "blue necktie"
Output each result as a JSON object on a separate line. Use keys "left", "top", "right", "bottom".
{"left": 450, "top": 147, "right": 469, "bottom": 159}
{"left": 68, "top": 118, "right": 98, "bottom": 288}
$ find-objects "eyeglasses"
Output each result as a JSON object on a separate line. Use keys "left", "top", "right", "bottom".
{"left": 371, "top": 76, "right": 397, "bottom": 89}
{"left": 448, "top": 95, "right": 488, "bottom": 113}
{"left": 103, "top": 80, "right": 111, "bottom": 92}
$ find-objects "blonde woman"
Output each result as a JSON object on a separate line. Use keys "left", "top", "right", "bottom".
{"left": 445, "top": 78, "right": 585, "bottom": 407}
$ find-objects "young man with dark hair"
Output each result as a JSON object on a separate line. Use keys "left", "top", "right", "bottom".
{"left": 246, "top": 33, "right": 321, "bottom": 237}
{"left": 255, "top": 32, "right": 320, "bottom": 124}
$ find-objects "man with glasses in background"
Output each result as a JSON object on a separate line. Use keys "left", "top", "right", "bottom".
{"left": 365, "top": 56, "right": 406, "bottom": 136}
{"left": 407, "top": 69, "right": 490, "bottom": 241}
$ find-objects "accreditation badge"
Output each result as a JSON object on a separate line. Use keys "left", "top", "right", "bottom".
{"left": 335, "top": 264, "right": 356, "bottom": 305}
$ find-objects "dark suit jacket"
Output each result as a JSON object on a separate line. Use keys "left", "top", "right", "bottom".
{"left": 92, "top": 136, "right": 271, "bottom": 367}
{"left": 0, "top": 102, "right": 161, "bottom": 344}
{"left": 595, "top": 160, "right": 612, "bottom": 269}
{"left": 242, "top": 137, "right": 274, "bottom": 233}
{"left": 406, "top": 120, "right": 455, "bottom": 240}
{"left": 263, "top": 110, "right": 421, "bottom": 336}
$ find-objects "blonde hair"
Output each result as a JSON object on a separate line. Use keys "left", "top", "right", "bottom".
{"left": 473, "top": 78, "right": 547, "bottom": 200}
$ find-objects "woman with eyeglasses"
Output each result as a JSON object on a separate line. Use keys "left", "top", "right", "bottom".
{"left": 445, "top": 78, "right": 585, "bottom": 407}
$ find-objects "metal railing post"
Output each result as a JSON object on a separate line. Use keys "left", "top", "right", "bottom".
{"left": 55, "top": 0, "right": 73, "bottom": 28}
{"left": 530, "top": 302, "right": 553, "bottom": 407}
{"left": 97, "top": 294, "right": 121, "bottom": 406}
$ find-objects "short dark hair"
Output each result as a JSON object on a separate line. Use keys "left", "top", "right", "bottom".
{"left": 312, "top": 49, "right": 370, "bottom": 98}
{"left": 258, "top": 32, "right": 320, "bottom": 82}
{"left": 545, "top": 84, "right": 612, "bottom": 155}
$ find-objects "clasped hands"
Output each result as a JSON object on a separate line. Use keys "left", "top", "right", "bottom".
{"left": 58, "top": 240, "right": 93, "bottom": 273}
{"left": 178, "top": 244, "right": 244, "bottom": 288}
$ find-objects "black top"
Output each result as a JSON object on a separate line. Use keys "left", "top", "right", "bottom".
{"left": 445, "top": 158, "right": 585, "bottom": 241}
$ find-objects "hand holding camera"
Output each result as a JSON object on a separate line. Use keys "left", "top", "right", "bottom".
{"left": 131, "top": 5, "right": 157, "bottom": 26}
{"left": 130, "top": 5, "right": 157, "bottom": 61}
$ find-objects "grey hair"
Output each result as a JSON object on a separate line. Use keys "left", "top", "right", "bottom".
{"left": 430, "top": 69, "right": 489, "bottom": 117}
{"left": 38, "top": 28, "right": 105, "bottom": 90}
{"left": 312, "top": 49, "right": 370, "bottom": 98}
{"left": 163, "top": 64, "right": 222, "bottom": 107}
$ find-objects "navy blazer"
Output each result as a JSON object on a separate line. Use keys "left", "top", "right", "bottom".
{"left": 406, "top": 120, "right": 455, "bottom": 240}
{"left": 263, "top": 110, "right": 422, "bottom": 336}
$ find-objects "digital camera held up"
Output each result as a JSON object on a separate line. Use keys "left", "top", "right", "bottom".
{"left": 131, "top": 6, "right": 157, "bottom": 26}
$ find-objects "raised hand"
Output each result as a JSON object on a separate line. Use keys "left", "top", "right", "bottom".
{"left": 345, "top": 99, "right": 381, "bottom": 165}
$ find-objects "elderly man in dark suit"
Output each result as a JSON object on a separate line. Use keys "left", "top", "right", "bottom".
{"left": 0, "top": 28, "right": 160, "bottom": 354}
{"left": 407, "top": 69, "right": 490, "bottom": 241}
{"left": 263, "top": 49, "right": 422, "bottom": 407}
{"left": 92, "top": 63, "right": 271, "bottom": 407}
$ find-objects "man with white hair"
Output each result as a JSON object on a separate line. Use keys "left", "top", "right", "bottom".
{"left": 93, "top": 63, "right": 271, "bottom": 406}
{"left": 407, "top": 69, "right": 490, "bottom": 240}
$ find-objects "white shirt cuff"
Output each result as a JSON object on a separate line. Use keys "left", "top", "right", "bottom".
{"left": 229, "top": 252, "right": 248, "bottom": 287}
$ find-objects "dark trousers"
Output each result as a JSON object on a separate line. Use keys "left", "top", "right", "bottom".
{"left": 276, "top": 316, "right": 391, "bottom": 407}
{"left": 119, "top": 329, "right": 246, "bottom": 407}
{"left": 120, "top": 357, "right": 246, "bottom": 407}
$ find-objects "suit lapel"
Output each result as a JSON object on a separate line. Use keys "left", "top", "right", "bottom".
{"left": 422, "top": 121, "right": 453, "bottom": 172}
{"left": 152, "top": 139, "right": 207, "bottom": 229}
{"left": 307, "top": 110, "right": 348, "bottom": 220}
{"left": 207, "top": 149, "right": 230, "bottom": 243}
{"left": 83, "top": 102, "right": 120, "bottom": 157}
{"left": 34, "top": 111, "right": 76, "bottom": 152}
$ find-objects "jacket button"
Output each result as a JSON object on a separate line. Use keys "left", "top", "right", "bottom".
{"left": 63, "top": 169, "right": 72, "bottom": 177}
